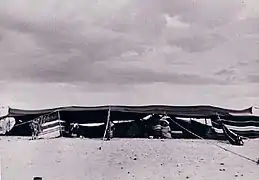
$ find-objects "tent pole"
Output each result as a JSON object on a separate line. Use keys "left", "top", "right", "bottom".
{"left": 57, "top": 111, "right": 62, "bottom": 137}
{"left": 103, "top": 107, "right": 111, "bottom": 141}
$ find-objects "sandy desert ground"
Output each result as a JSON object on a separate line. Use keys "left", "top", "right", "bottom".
{"left": 0, "top": 137, "right": 259, "bottom": 180}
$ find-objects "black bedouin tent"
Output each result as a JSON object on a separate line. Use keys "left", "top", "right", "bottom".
{"left": 1, "top": 105, "right": 259, "bottom": 145}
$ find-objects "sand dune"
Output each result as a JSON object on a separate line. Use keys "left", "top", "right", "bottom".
{"left": 0, "top": 137, "right": 259, "bottom": 180}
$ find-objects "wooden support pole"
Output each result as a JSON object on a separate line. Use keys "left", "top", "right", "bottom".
{"left": 57, "top": 110, "right": 61, "bottom": 120}
{"left": 57, "top": 111, "right": 63, "bottom": 137}
{"left": 103, "top": 107, "right": 111, "bottom": 141}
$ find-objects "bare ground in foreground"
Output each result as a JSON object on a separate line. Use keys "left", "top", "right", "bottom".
{"left": 0, "top": 137, "right": 259, "bottom": 180}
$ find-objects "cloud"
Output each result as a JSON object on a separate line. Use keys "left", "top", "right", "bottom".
{"left": 164, "top": 14, "right": 190, "bottom": 28}
{"left": 248, "top": 75, "right": 259, "bottom": 83}
{"left": 171, "top": 33, "right": 227, "bottom": 53}
{"left": 238, "top": 0, "right": 259, "bottom": 20}
{"left": 0, "top": 0, "right": 259, "bottom": 108}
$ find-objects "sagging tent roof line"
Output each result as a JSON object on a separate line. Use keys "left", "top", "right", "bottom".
{"left": 7, "top": 105, "right": 253, "bottom": 117}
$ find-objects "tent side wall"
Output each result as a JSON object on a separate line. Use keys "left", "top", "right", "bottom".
{"left": 6, "top": 116, "right": 35, "bottom": 136}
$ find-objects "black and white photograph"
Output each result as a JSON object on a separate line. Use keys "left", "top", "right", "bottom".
{"left": 0, "top": 0, "right": 259, "bottom": 179}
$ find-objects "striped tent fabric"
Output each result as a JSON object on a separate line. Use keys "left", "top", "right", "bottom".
{"left": 32, "top": 111, "right": 65, "bottom": 139}
{"left": 171, "top": 116, "right": 259, "bottom": 140}
{"left": 211, "top": 117, "right": 259, "bottom": 138}
{"left": 221, "top": 123, "right": 244, "bottom": 145}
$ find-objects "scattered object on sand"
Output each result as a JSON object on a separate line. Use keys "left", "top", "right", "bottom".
{"left": 33, "top": 177, "right": 43, "bottom": 180}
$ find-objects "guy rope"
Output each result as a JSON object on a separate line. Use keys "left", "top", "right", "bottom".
{"left": 165, "top": 113, "right": 259, "bottom": 165}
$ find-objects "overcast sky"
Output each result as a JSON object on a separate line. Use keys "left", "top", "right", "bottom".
{"left": 0, "top": 0, "right": 258, "bottom": 109}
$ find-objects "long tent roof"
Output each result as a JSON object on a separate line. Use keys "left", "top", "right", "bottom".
{"left": 6, "top": 105, "right": 253, "bottom": 118}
